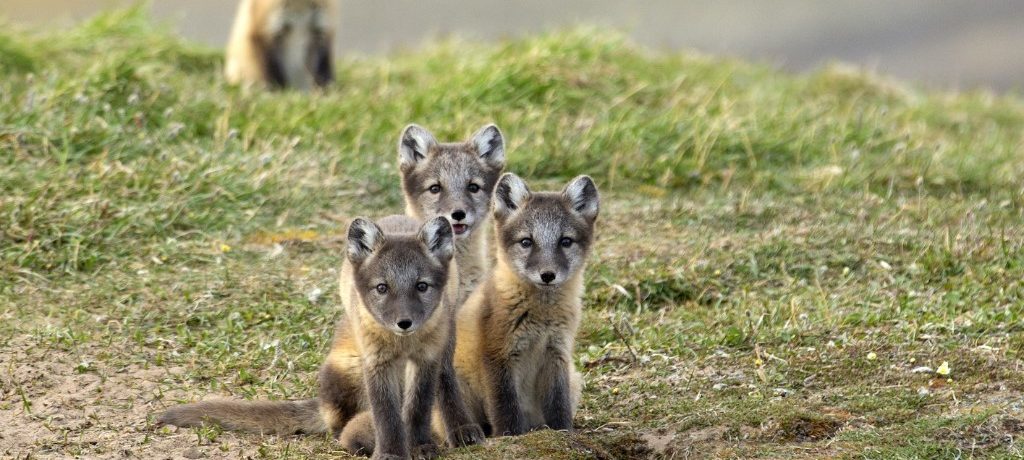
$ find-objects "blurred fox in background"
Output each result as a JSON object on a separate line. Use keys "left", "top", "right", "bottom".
{"left": 225, "top": 0, "right": 337, "bottom": 90}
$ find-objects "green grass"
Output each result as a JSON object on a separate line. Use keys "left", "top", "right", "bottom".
{"left": 2, "top": 7, "right": 1023, "bottom": 459}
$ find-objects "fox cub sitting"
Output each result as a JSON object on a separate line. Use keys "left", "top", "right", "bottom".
{"left": 458, "top": 173, "right": 600, "bottom": 435}
{"left": 160, "top": 216, "right": 459, "bottom": 459}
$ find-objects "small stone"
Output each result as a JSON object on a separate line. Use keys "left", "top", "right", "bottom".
{"left": 307, "top": 287, "right": 324, "bottom": 304}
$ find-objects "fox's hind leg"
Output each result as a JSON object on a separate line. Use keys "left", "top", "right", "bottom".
{"left": 318, "top": 362, "right": 366, "bottom": 438}
{"left": 339, "top": 411, "right": 376, "bottom": 455}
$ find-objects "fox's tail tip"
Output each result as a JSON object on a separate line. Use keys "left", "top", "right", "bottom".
{"left": 154, "top": 404, "right": 201, "bottom": 428}
{"left": 152, "top": 399, "right": 326, "bottom": 435}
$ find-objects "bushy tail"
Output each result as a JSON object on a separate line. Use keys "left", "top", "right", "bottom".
{"left": 157, "top": 398, "right": 325, "bottom": 435}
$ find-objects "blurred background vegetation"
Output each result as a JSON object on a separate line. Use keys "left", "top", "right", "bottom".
{"left": 5, "top": 0, "right": 1024, "bottom": 91}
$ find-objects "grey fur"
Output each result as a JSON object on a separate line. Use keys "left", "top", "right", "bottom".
{"left": 363, "top": 359, "right": 408, "bottom": 458}
{"left": 335, "top": 216, "right": 456, "bottom": 458}
{"left": 538, "top": 337, "right": 574, "bottom": 430}
{"left": 436, "top": 338, "right": 485, "bottom": 446}
{"left": 156, "top": 398, "right": 324, "bottom": 435}
{"left": 347, "top": 218, "right": 385, "bottom": 264}
{"left": 349, "top": 216, "right": 452, "bottom": 335}
{"left": 399, "top": 124, "right": 505, "bottom": 246}
{"left": 484, "top": 354, "right": 527, "bottom": 435}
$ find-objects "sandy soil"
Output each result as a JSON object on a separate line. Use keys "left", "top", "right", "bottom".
{"left": 0, "top": 336, "right": 273, "bottom": 459}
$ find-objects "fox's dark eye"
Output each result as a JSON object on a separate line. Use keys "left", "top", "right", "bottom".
{"left": 429, "top": 184, "right": 441, "bottom": 194}
{"left": 416, "top": 282, "right": 429, "bottom": 292}
{"left": 560, "top": 237, "right": 574, "bottom": 248}
{"left": 375, "top": 284, "right": 388, "bottom": 294}
{"left": 519, "top": 238, "right": 533, "bottom": 248}
{"left": 467, "top": 183, "right": 480, "bottom": 193}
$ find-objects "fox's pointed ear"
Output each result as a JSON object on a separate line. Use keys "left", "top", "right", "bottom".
{"left": 470, "top": 124, "right": 505, "bottom": 169}
{"left": 562, "top": 175, "right": 599, "bottom": 222}
{"left": 347, "top": 218, "right": 385, "bottom": 265}
{"left": 399, "top": 124, "right": 438, "bottom": 169}
{"left": 420, "top": 217, "right": 454, "bottom": 263}
{"left": 493, "top": 173, "right": 530, "bottom": 220}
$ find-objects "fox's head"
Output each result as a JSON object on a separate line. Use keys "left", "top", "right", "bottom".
{"left": 346, "top": 217, "right": 454, "bottom": 335}
{"left": 492, "top": 173, "right": 600, "bottom": 289}
{"left": 398, "top": 124, "right": 506, "bottom": 241}
{"left": 261, "top": 0, "right": 334, "bottom": 35}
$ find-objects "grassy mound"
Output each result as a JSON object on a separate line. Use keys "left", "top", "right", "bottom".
{"left": 1, "top": 8, "right": 1022, "bottom": 459}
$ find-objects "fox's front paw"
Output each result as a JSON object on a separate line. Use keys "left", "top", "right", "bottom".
{"left": 411, "top": 443, "right": 440, "bottom": 460}
{"left": 495, "top": 421, "right": 527, "bottom": 437}
{"left": 449, "top": 423, "right": 485, "bottom": 447}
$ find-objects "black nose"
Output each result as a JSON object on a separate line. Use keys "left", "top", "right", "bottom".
{"left": 541, "top": 272, "right": 556, "bottom": 283}
{"left": 451, "top": 210, "right": 466, "bottom": 221}
{"left": 397, "top": 319, "right": 413, "bottom": 330}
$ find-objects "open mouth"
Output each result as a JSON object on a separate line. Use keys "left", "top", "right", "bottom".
{"left": 452, "top": 224, "right": 469, "bottom": 235}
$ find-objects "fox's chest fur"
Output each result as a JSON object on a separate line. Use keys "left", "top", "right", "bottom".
{"left": 490, "top": 267, "right": 581, "bottom": 378}
{"left": 266, "top": 5, "right": 330, "bottom": 89}
{"left": 277, "top": 21, "right": 316, "bottom": 89}
{"left": 451, "top": 263, "right": 583, "bottom": 426}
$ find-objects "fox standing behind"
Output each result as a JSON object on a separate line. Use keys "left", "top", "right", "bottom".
{"left": 160, "top": 216, "right": 460, "bottom": 459}
{"left": 225, "top": 0, "right": 337, "bottom": 90}
{"left": 398, "top": 123, "right": 506, "bottom": 307}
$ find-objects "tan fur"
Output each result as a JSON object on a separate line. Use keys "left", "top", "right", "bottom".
{"left": 456, "top": 174, "right": 596, "bottom": 435}
{"left": 339, "top": 257, "right": 586, "bottom": 439}
{"left": 453, "top": 252, "right": 584, "bottom": 432}
{"left": 397, "top": 125, "right": 505, "bottom": 447}
{"left": 225, "top": 0, "right": 337, "bottom": 90}
{"left": 317, "top": 216, "right": 461, "bottom": 457}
